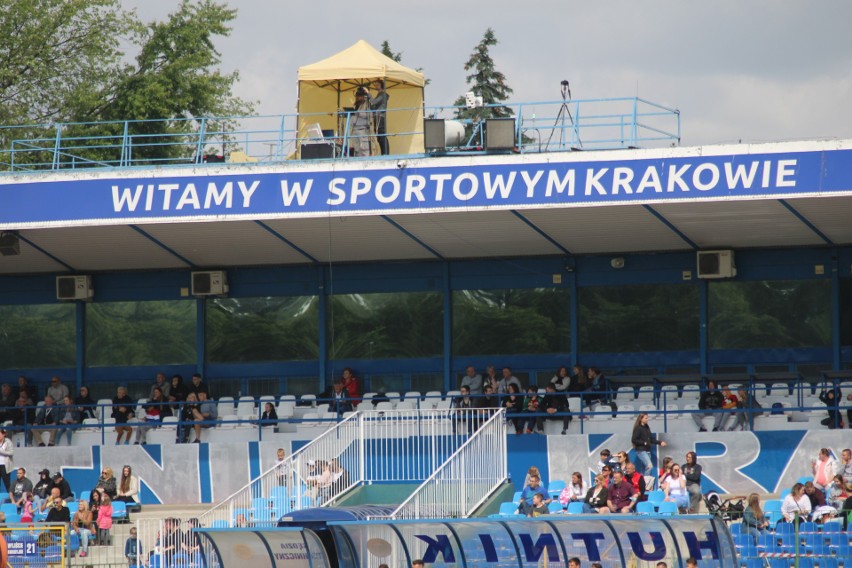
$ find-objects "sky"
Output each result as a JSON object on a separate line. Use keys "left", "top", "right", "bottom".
{"left": 121, "top": 1, "right": 852, "bottom": 147}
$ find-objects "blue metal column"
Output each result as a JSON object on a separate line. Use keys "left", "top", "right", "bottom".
{"left": 75, "top": 302, "right": 86, "bottom": 389}
{"left": 318, "top": 268, "right": 328, "bottom": 392}
{"left": 443, "top": 261, "right": 452, "bottom": 392}
{"left": 831, "top": 250, "right": 841, "bottom": 370}
{"left": 698, "top": 279, "right": 709, "bottom": 375}
{"left": 196, "top": 298, "right": 206, "bottom": 376}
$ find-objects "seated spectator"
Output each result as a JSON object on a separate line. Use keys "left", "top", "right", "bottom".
{"left": 32, "top": 469, "right": 52, "bottom": 511}
{"left": 111, "top": 386, "right": 135, "bottom": 445}
{"left": 46, "top": 376, "right": 70, "bottom": 405}
{"left": 537, "top": 383, "right": 571, "bottom": 435}
{"left": 658, "top": 457, "right": 674, "bottom": 487}
{"left": 29, "top": 395, "right": 59, "bottom": 447}
{"left": 45, "top": 494, "right": 70, "bottom": 523}
{"left": 96, "top": 467, "right": 117, "bottom": 499}
{"left": 179, "top": 392, "right": 199, "bottom": 442}
{"left": 597, "top": 449, "right": 617, "bottom": 474}
{"left": 136, "top": 386, "right": 172, "bottom": 444}
{"left": 452, "top": 386, "right": 475, "bottom": 435}
{"left": 523, "top": 466, "right": 541, "bottom": 489}
{"left": 12, "top": 467, "right": 33, "bottom": 511}
{"left": 187, "top": 391, "right": 217, "bottom": 443}
{"left": 780, "top": 482, "right": 811, "bottom": 525}
{"left": 39, "top": 487, "right": 63, "bottom": 513}
{"left": 719, "top": 385, "right": 738, "bottom": 431}
{"left": 742, "top": 493, "right": 771, "bottom": 545}
{"left": 260, "top": 402, "right": 278, "bottom": 426}
{"left": 548, "top": 366, "right": 570, "bottom": 393}
{"left": 838, "top": 448, "right": 852, "bottom": 485}
{"left": 115, "top": 465, "right": 139, "bottom": 508}
{"left": 692, "top": 380, "right": 724, "bottom": 432}
{"left": 683, "top": 451, "right": 703, "bottom": 514}
{"left": 328, "top": 381, "right": 353, "bottom": 415}
{"left": 75, "top": 385, "right": 97, "bottom": 421}
{"left": 606, "top": 471, "right": 636, "bottom": 513}
{"left": 340, "top": 368, "right": 360, "bottom": 405}
{"left": 10, "top": 389, "right": 33, "bottom": 426}
{"left": 460, "top": 366, "right": 483, "bottom": 396}
{"left": 600, "top": 465, "right": 613, "bottom": 487}
{"left": 502, "top": 383, "right": 524, "bottom": 434}
{"left": 57, "top": 394, "right": 81, "bottom": 446}
{"left": 517, "top": 474, "right": 550, "bottom": 516}
{"left": 729, "top": 388, "right": 762, "bottom": 431}
{"left": 0, "top": 384, "right": 16, "bottom": 423}
{"left": 520, "top": 386, "right": 541, "bottom": 434}
{"left": 819, "top": 384, "right": 843, "bottom": 429}
{"left": 188, "top": 373, "right": 208, "bottom": 398}
{"left": 528, "top": 493, "right": 548, "bottom": 517}
{"left": 149, "top": 372, "right": 170, "bottom": 401}
{"left": 582, "top": 474, "right": 609, "bottom": 514}
{"left": 803, "top": 481, "right": 826, "bottom": 510}
{"left": 583, "top": 367, "right": 609, "bottom": 409}
{"left": 89, "top": 489, "right": 101, "bottom": 525}
{"left": 558, "top": 472, "right": 588, "bottom": 509}
{"left": 612, "top": 451, "right": 630, "bottom": 475}
{"left": 826, "top": 474, "right": 846, "bottom": 509}
{"left": 623, "top": 463, "right": 647, "bottom": 503}
{"left": 812, "top": 447, "right": 835, "bottom": 490}
{"left": 168, "top": 375, "right": 189, "bottom": 412}
{"left": 20, "top": 492, "right": 34, "bottom": 522}
{"left": 71, "top": 499, "right": 94, "bottom": 557}
{"left": 496, "top": 367, "right": 522, "bottom": 395}
{"left": 51, "top": 471, "right": 72, "bottom": 501}
{"left": 662, "top": 464, "right": 689, "bottom": 511}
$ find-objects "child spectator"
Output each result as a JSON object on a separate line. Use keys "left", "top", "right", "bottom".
{"left": 97, "top": 494, "right": 114, "bottom": 545}
{"left": 529, "top": 493, "right": 549, "bottom": 517}
{"left": 125, "top": 526, "right": 140, "bottom": 567}
{"left": 20, "top": 492, "right": 33, "bottom": 522}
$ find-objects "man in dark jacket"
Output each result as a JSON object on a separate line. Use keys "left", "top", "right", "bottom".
{"left": 51, "top": 472, "right": 73, "bottom": 501}
{"left": 30, "top": 395, "right": 59, "bottom": 446}
{"left": 682, "top": 451, "right": 703, "bottom": 513}
{"left": 819, "top": 385, "right": 843, "bottom": 429}
{"left": 537, "top": 383, "right": 571, "bottom": 435}
{"left": 692, "top": 380, "right": 725, "bottom": 431}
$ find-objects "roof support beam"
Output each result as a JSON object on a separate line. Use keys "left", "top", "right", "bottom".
{"left": 254, "top": 221, "right": 319, "bottom": 263}
{"left": 380, "top": 215, "right": 444, "bottom": 259}
{"left": 643, "top": 205, "right": 698, "bottom": 250}
{"left": 129, "top": 225, "right": 196, "bottom": 267}
{"left": 777, "top": 199, "right": 834, "bottom": 245}
{"left": 510, "top": 211, "right": 572, "bottom": 255}
{"left": 16, "top": 233, "right": 75, "bottom": 271}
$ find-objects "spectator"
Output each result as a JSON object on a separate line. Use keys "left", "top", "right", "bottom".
{"left": 18, "top": 376, "right": 38, "bottom": 402}
{"left": 497, "top": 367, "right": 522, "bottom": 395}
{"left": 623, "top": 463, "right": 647, "bottom": 503}
{"left": 328, "top": 380, "right": 353, "bottom": 415}
{"left": 340, "top": 368, "right": 360, "bottom": 403}
{"left": 187, "top": 391, "right": 217, "bottom": 443}
{"left": 597, "top": 449, "right": 617, "bottom": 474}
{"left": 9, "top": 389, "right": 33, "bottom": 427}
{"left": 819, "top": 384, "right": 843, "bottom": 429}
{"left": 0, "top": 384, "right": 16, "bottom": 422}
{"left": 730, "top": 387, "right": 762, "bottom": 431}
{"left": 46, "top": 376, "right": 70, "bottom": 404}
{"left": 600, "top": 465, "right": 613, "bottom": 488}
{"left": 719, "top": 385, "right": 739, "bottom": 431}
{"left": 460, "top": 366, "right": 483, "bottom": 396}
{"left": 40, "top": 486, "right": 64, "bottom": 513}
{"left": 838, "top": 448, "right": 852, "bottom": 485}
{"left": 662, "top": 464, "right": 689, "bottom": 512}
{"left": 582, "top": 474, "right": 609, "bottom": 514}
{"left": 452, "top": 385, "right": 475, "bottom": 435}
{"left": 45, "top": 494, "right": 71, "bottom": 523}
{"left": 188, "top": 373, "right": 208, "bottom": 398}
{"left": 149, "top": 372, "right": 170, "bottom": 400}
{"left": 683, "top": 451, "right": 703, "bottom": 513}
{"left": 260, "top": 402, "right": 278, "bottom": 426}
{"left": 529, "top": 493, "right": 548, "bottom": 517}
{"left": 517, "top": 474, "right": 550, "bottom": 516}
{"left": 20, "top": 492, "right": 34, "bottom": 522}
{"left": 89, "top": 489, "right": 101, "bottom": 525}
{"left": 559, "top": 472, "right": 588, "bottom": 508}
{"left": 631, "top": 412, "right": 667, "bottom": 476}
{"left": 826, "top": 474, "right": 846, "bottom": 509}
{"left": 523, "top": 466, "right": 541, "bottom": 489}
{"left": 71, "top": 499, "right": 94, "bottom": 557}
{"left": 115, "top": 465, "right": 140, "bottom": 508}
{"left": 613, "top": 451, "right": 630, "bottom": 475}
{"left": 548, "top": 366, "right": 571, "bottom": 393}
{"left": 569, "top": 365, "right": 586, "bottom": 394}
{"left": 32, "top": 469, "right": 52, "bottom": 511}
{"left": 538, "top": 382, "right": 571, "bottom": 435}
{"left": 111, "top": 386, "right": 135, "bottom": 445}
{"left": 29, "top": 395, "right": 59, "bottom": 446}
{"left": 179, "top": 392, "right": 199, "bottom": 443}
{"left": 812, "top": 447, "right": 836, "bottom": 491}
{"left": 568, "top": 559, "right": 581, "bottom": 568}
{"left": 57, "top": 394, "right": 81, "bottom": 446}
{"left": 584, "top": 367, "right": 609, "bottom": 409}
{"left": 12, "top": 467, "right": 33, "bottom": 510}
{"left": 96, "top": 467, "right": 117, "bottom": 499}
{"left": 75, "top": 385, "right": 97, "bottom": 421}
{"left": 606, "top": 470, "right": 636, "bottom": 513}
{"left": 693, "top": 379, "right": 724, "bottom": 432}
{"left": 520, "top": 386, "right": 541, "bottom": 434}
{"left": 742, "top": 493, "right": 770, "bottom": 545}
{"left": 168, "top": 375, "right": 189, "bottom": 411}
{"left": 125, "top": 526, "right": 140, "bottom": 567}
{"left": 0, "top": 429, "right": 13, "bottom": 492}
{"left": 97, "top": 494, "right": 114, "bottom": 545}
{"left": 476, "top": 384, "right": 499, "bottom": 427}
{"left": 136, "top": 386, "right": 171, "bottom": 444}
{"left": 781, "top": 482, "right": 811, "bottom": 524}
{"left": 503, "top": 383, "right": 524, "bottom": 433}
{"left": 803, "top": 481, "right": 826, "bottom": 509}
{"left": 686, "top": 559, "right": 698, "bottom": 568}
{"left": 659, "top": 456, "right": 674, "bottom": 486}
{"left": 483, "top": 365, "right": 499, "bottom": 393}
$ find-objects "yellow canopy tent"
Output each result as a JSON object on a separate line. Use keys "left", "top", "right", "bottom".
{"left": 297, "top": 40, "right": 425, "bottom": 157}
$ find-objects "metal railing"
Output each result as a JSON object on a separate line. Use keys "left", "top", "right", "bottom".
{"left": 379, "top": 407, "right": 507, "bottom": 520}
{"left": 0, "top": 96, "right": 681, "bottom": 173}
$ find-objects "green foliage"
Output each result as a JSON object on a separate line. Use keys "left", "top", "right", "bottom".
{"left": 452, "top": 289, "right": 569, "bottom": 356}
{"left": 454, "top": 28, "right": 514, "bottom": 121}
{"left": 0, "top": 304, "right": 76, "bottom": 369}
{"left": 579, "top": 284, "right": 699, "bottom": 353}
{"left": 380, "top": 41, "right": 403, "bottom": 62}
{"left": 85, "top": 300, "right": 197, "bottom": 366}
{"left": 207, "top": 297, "right": 320, "bottom": 363}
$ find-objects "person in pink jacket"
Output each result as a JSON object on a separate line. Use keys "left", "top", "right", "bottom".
{"left": 97, "top": 494, "right": 114, "bottom": 545}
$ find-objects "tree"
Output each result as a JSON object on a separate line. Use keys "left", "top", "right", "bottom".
{"left": 0, "top": 0, "right": 253, "bottom": 167}
{"left": 380, "top": 41, "right": 403, "bottom": 63}
{"left": 454, "top": 28, "right": 514, "bottom": 121}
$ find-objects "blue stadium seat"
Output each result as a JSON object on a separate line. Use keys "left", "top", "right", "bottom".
{"left": 270, "top": 496, "right": 290, "bottom": 517}
{"left": 547, "top": 479, "right": 566, "bottom": 498}
{"left": 646, "top": 490, "right": 664, "bottom": 504}
{"left": 821, "top": 520, "right": 843, "bottom": 533}
{"left": 636, "top": 501, "right": 657, "bottom": 515}
{"left": 566, "top": 502, "right": 584, "bottom": 515}
{"left": 111, "top": 500, "right": 127, "bottom": 522}
{"left": 547, "top": 501, "right": 563, "bottom": 514}
{"left": 656, "top": 501, "right": 678, "bottom": 515}
{"left": 79, "top": 490, "right": 91, "bottom": 503}
{"left": 0, "top": 503, "right": 17, "bottom": 517}
{"left": 512, "top": 491, "right": 522, "bottom": 503}
{"left": 743, "top": 559, "right": 765, "bottom": 568}
{"left": 498, "top": 502, "right": 518, "bottom": 516}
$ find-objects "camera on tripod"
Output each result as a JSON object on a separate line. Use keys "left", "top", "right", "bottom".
{"left": 560, "top": 80, "right": 571, "bottom": 101}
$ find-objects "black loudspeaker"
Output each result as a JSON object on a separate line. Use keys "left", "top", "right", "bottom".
{"left": 0, "top": 232, "right": 20, "bottom": 256}
{"left": 424, "top": 119, "right": 446, "bottom": 151}
{"left": 485, "top": 118, "right": 516, "bottom": 150}
{"left": 301, "top": 143, "right": 334, "bottom": 160}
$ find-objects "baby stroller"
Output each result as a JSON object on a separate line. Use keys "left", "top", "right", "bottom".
{"left": 704, "top": 491, "right": 745, "bottom": 523}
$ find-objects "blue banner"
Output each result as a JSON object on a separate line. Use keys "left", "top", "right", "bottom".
{"left": 2, "top": 144, "right": 852, "bottom": 228}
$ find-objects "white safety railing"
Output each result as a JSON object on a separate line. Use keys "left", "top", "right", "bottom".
{"left": 197, "top": 408, "right": 496, "bottom": 529}
{"left": 381, "top": 407, "right": 507, "bottom": 520}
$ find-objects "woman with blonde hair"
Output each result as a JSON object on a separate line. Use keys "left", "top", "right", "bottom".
{"left": 523, "top": 466, "right": 541, "bottom": 489}
{"left": 781, "top": 483, "right": 811, "bottom": 525}
{"left": 742, "top": 493, "right": 770, "bottom": 544}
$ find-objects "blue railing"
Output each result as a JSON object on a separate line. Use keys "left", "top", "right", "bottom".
{"left": 0, "top": 97, "right": 680, "bottom": 173}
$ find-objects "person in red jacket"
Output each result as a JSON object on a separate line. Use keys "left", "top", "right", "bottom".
{"left": 340, "top": 368, "right": 360, "bottom": 405}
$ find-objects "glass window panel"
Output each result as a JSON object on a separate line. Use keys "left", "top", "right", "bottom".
{"left": 840, "top": 278, "right": 852, "bottom": 346}
{"left": 579, "top": 284, "right": 698, "bottom": 352}
{"left": 86, "top": 300, "right": 196, "bottom": 366}
{"left": 207, "top": 296, "right": 319, "bottom": 363}
{"left": 0, "top": 304, "right": 76, "bottom": 369}
{"left": 709, "top": 280, "right": 831, "bottom": 349}
{"left": 329, "top": 292, "right": 442, "bottom": 359}
{"left": 452, "top": 288, "right": 569, "bottom": 356}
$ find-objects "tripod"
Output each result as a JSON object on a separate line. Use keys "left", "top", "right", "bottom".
{"left": 545, "top": 81, "right": 582, "bottom": 151}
